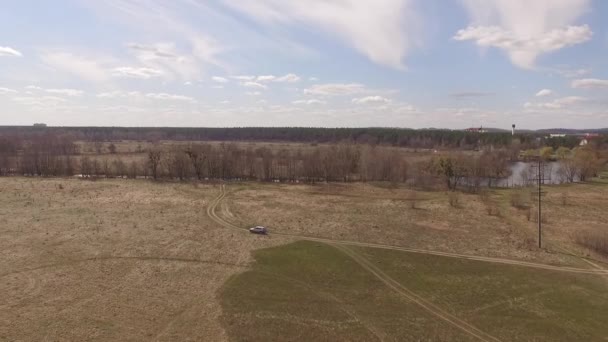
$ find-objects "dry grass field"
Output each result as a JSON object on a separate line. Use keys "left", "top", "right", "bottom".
{"left": 1, "top": 175, "right": 607, "bottom": 341}
{"left": 224, "top": 182, "right": 608, "bottom": 266}
{"left": 0, "top": 177, "right": 287, "bottom": 341}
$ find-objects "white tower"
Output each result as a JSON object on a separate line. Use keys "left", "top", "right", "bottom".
{"left": 512, "top": 124, "right": 516, "bottom": 136}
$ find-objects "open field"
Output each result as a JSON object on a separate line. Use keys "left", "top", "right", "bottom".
{"left": 0, "top": 177, "right": 288, "bottom": 341}
{"left": 221, "top": 241, "right": 608, "bottom": 341}
{"left": 224, "top": 182, "right": 608, "bottom": 265}
{"left": 1, "top": 176, "right": 607, "bottom": 340}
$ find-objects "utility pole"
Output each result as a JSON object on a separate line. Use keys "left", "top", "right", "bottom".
{"left": 538, "top": 157, "right": 542, "bottom": 248}
{"left": 530, "top": 156, "right": 548, "bottom": 249}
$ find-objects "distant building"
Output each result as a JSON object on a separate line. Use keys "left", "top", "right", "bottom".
{"left": 465, "top": 127, "right": 486, "bottom": 133}
{"left": 33, "top": 123, "right": 47, "bottom": 127}
{"left": 579, "top": 133, "right": 600, "bottom": 146}
{"left": 549, "top": 134, "right": 566, "bottom": 138}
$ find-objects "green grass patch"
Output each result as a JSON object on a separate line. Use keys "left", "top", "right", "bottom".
{"left": 359, "top": 247, "right": 608, "bottom": 341}
{"left": 220, "top": 241, "right": 471, "bottom": 341}
{"left": 221, "top": 241, "right": 608, "bottom": 341}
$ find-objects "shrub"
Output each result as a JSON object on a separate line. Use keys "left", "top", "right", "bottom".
{"left": 576, "top": 231, "right": 608, "bottom": 256}
{"left": 409, "top": 191, "right": 417, "bottom": 209}
{"left": 560, "top": 192, "right": 569, "bottom": 206}
{"left": 448, "top": 192, "right": 461, "bottom": 208}
{"left": 510, "top": 190, "right": 530, "bottom": 209}
{"left": 485, "top": 200, "right": 500, "bottom": 216}
{"left": 529, "top": 210, "right": 548, "bottom": 223}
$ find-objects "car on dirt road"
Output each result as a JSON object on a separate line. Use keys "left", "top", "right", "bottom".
{"left": 249, "top": 226, "right": 267, "bottom": 234}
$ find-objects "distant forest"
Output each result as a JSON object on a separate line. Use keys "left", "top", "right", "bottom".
{"left": 1, "top": 126, "right": 597, "bottom": 149}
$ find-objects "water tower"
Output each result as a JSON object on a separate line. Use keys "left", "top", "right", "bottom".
{"left": 512, "top": 124, "right": 516, "bottom": 136}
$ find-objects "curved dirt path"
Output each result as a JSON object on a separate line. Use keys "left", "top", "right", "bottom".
{"left": 208, "top": 185, "right": 608, "bottom": 276}
{"left": 333, "top": 244, "right": 500, "bottom": 342}
{"left": 211, "top": 185, "right": 498, "bottom": 341}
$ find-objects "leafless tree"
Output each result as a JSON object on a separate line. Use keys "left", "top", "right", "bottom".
{"left": 148, "top": 148, "right": 162, "bottom": 180}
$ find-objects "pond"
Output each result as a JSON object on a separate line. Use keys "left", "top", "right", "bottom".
{"left": 497, "top": 161, "right": 573, "bottom": 187}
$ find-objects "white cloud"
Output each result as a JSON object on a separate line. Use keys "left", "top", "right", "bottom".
{"left": 535, "top": 89, "right": 553, "bottom": 97}
{"left": 86, "top": 1, "right": 229, "bottom": 79}
{"left": 45, "top": 88, "right": 84, "bottom": 97}
{"left": 255, "top": 73, "right": 300, "bottom": 83}
{"left": 309, "top": 77, "right": 319, "bottom": 82}
{"left": 571, "top": 78, "right": 608, "bottom": 89}
{"left": 231, "top": 75, "right": 256, "bottom": 81}
{"left": 19, "top": 86, "right": 83, "bottom": 97}
{"left": 454, "top": 25, "right": 591, "bottom": 69}
{"left": 145, "top": 93, "right": 195, "bottom": 102}
{"left": 13, "top": 96, "right": 68, "bottom": 105}
{"left": 275, "top": 73, "right": 300, "bottom": 83}
{"left": 220, "top": 100, "right": 230, "bottom": 104}
{"left": 223, "top": 0, "right": 422, "bottom": 69}
{"left": 245, "top": 91, "right": 262, "bottom": 96}
{"left": 256, "top": 75, "right": 276, "bottom": 82}
{"left": 127, "top": 43, "right": 177, "bottom": 58}
{"left": 292, "top": 99, "right": 326, "bottom": 105}
{"left": 304, "top": 83, "right": 365, "bottom": 96}
{"left": 212, "top": 76, "right": 229, "bottom": 83}
{"left": 524, "top": 96, "right": 586, "bottom": 110}
{"left": 127, "top": 42, "right": 212, "bottom": 81}
{"left": 352, "top": 95, "right": 391, "bottom": 104}
{"left": 96, "top": 91, "right": 141, "bottom": 99}
{"left": 211, "top": 85, "right": 225, "bottom": 89}
{"left": 457, "top": 0, "right": 591, "bottom": 68}
{"left": 0, "top": 46, "right": 22, "bottom": 57}
{"left": 112, "top": 66, "right": 163, "bottom": 79}
{"left": 40, "top": 51, "right": 110, "bottom": 82}
{"left": 550, "top": 67, "right": 590, "bottom": 78}
{"left": 450, "top": 91, "right": 494, "bottom": 98}
{"left": 0, "top": 87, "right": 18, "bottom": 95}
{"left": 241, "top": 81, "right": 267, "bottom": 89}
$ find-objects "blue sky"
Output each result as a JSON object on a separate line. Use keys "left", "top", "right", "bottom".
{"left": 0, "top": 0, "right": 607, "bottom": 129}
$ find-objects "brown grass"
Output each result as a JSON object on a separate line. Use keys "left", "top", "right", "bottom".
{"left": 0, "top": 177, "right": 287, "bottom": 341}
{"left": 576, "top": 231, "right": 608, "bottom": 256}
{"left": 225, "top": 182, "right": 581, "bottom": 264}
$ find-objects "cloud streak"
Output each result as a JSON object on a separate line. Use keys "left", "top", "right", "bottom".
{"left": 0, "top": 46, "right": 22, "bottom": 57}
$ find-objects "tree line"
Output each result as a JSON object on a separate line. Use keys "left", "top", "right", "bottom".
{"left": 0, "top": 132, "right": 604, "bottom": 190}
{"left": 0, "top": 126, "right": 550, "bottom": 149}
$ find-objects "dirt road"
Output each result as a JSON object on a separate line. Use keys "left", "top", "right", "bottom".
{"left": 208, "top": 184, "right": 608, "bottom": 276}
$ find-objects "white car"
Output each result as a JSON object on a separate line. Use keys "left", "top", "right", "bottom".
{"left": 249, "top": 226, "right": 267, "bottom": 234}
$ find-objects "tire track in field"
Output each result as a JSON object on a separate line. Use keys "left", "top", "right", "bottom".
{"left": 208, "top": 185, "right": 608, "bottom": 276}
{"left": 0, "top": 255, "right": 247, "bottom": 279}
{"left": 257, "top": 269, "right": 386, "bottom": 342}
{"left": 333, "top": 244, "right": 500, "bottom": 342}
{"left": 555, "top": 246, "right": 608, "bottom": 285}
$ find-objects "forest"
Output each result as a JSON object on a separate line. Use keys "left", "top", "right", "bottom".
{"left": 0, "top": 130, "right": 604, "bottom": 192}
{"left": 0, "top": 126, "right": 554, "bottom": 148}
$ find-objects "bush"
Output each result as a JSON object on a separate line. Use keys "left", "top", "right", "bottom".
{"left": 529, "top": 210, "right": 548, "bottom": 223}
{"left": 510, "top": 190, "right": 530, "bottom": 209}
{"left": 409, "top": 191, "right": 417, "bottom": 209}
{"left": 576, "top": 231, "right": 608, "bottom": 256}
{"left": 448, "top": 192, "right": 461, "bottom": 208}
{"left": 486, "top": 204, "right": 501, "bottom": 217}
{"left": 560, "top": 192, "right": 569, "bottom": 206}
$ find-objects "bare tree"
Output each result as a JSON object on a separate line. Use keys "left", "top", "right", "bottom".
{"left": 148, "top": 148, "right": 162, "bottom": 180}
{"left": 186, "top": 145, "right": 207, "bottom": 180}
{"left": 166, "top": 148, "right": 191, "bottom": 180}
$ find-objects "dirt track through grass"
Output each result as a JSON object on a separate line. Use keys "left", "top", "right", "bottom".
{"left": 333, "top": 244, "right": 501, "bottom": 342}
{"left": 208, "top": 184, "right": 608, "bottom": 276}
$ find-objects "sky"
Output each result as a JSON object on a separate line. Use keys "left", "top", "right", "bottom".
{"left": 0, "top": 0, "right": 607, "bottom": 129}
